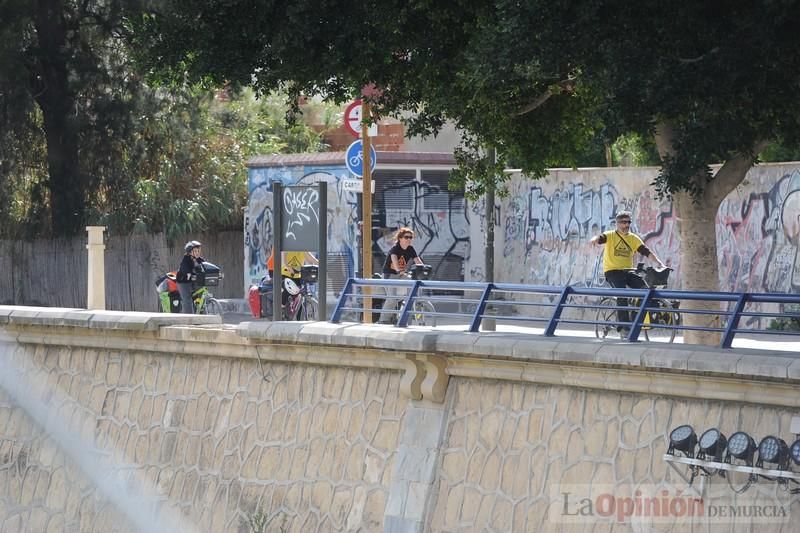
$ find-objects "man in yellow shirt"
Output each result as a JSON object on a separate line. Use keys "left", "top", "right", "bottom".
{"left": 590, "top": 211, "right": 667, "bottom": 338}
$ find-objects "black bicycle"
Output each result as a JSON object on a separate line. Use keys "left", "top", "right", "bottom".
{"left": 595, "top": 263, "right": 681, "bottom": 342}
{"left": 283, "top": 265, "right": 319, "bottom": 321}
{"left": 394, "top": 263, "right": 436, "bottom": 326}
{"left": 339, "top": 263, "right": 436, "bottom": 325}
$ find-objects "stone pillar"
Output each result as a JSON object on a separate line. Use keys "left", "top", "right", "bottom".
{"left": 384, "top": 399, "right": 450, "bottom": 533}
{"left": 86, "top": 226, "right": 106, "bottom": 310}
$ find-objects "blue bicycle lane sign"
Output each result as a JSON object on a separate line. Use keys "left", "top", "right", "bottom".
{"left": 345, "top": 140, "right": 377, "bottom": 177}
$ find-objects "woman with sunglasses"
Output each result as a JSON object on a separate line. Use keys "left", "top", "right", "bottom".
{"left": 589, "top": 211, "right": 666, "bottom": 338}
{"left": 378, "top": 227, "right": 424, "bottom": 323}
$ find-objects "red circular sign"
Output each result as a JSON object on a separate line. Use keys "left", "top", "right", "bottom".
{"left": 344, "top": 100, "right": 362, "bottom": 138}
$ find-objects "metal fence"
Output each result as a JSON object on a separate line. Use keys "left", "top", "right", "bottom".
{"left": 330, "top": 278, "right": 800, "bottom": 349}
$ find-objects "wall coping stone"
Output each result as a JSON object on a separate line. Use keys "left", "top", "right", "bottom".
{"left": 0, "top": 306, "right": 221, "bottom": 330}
{"left": 2, "top": 308, "right": 798, "bottom": 406}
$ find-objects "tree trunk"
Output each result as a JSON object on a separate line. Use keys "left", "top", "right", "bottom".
{"left": 655, "top": 122, "right": 764, "bottom": 346}
{"left": 30, "top": 0, "right": 85, "bottom": 236}
{"left": 672, "top": 190, "right": 724, "bottom": 345}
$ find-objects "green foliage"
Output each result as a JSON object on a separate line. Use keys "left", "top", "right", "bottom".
{"left": 1, "top": 0, "right": 333, "bottom": 239}
{"left": 98, "top": 88, "right": 330, "bottom": 241}
{"left": 127, "top": 0, "right": 800, "bottom": 200}
{"left": 767, "top": 305, "right": 800, "bottom": 332}
{"left": 246, "top": 509, "right": 268, "bottom": 533}
{"left": 758, "top": 140, "right": 800, "bottom": 164}
{"left": 611, "top": 134, "right": 661, "bottom": 167}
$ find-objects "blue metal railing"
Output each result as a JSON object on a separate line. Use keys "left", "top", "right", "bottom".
{"left": 329, "top": 278, "right": 800, "bottom": 349}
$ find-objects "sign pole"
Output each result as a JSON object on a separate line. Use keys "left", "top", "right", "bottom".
{"left": 318, "top": 181, "right": 327, "bottom": 320}
{"left": 361, "top": 100, "right": 373, "bottom": 323}
{"left": 272, "top": 181, "right": 283, "bottom": 322}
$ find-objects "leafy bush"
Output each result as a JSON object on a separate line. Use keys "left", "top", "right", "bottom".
{"left": 767, "top": 304, "right": 800, "bottom": 331}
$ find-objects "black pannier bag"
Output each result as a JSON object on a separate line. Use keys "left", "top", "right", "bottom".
{"left": 194, "top": 261, "right": 222, "bottom": 287}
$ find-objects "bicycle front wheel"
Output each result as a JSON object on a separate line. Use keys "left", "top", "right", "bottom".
{"left": 642, "top": 300, "right": 679, "bottom": 343}
{"left": 409, "top": 300, "right": 436, "bottom": 326}
{"left": 300, "top": 297, "right": 319, "bottom": 321}
{"left": 203, "top": 297, "right": 223, "bottom": 316}
{"left": 595, "top": 297, "right": 617, "bottom": 339}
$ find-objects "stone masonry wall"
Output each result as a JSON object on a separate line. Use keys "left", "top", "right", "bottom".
{"left": 0, "top": 339, "right": 406, "bottom": 532}
{"left": 428, "top": 379, "right": 799, "bottom": 532}
{"left": 0, "top": 310, "right": 799, "bottom": 532}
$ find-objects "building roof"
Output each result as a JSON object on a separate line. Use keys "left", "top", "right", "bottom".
{"left": 247, "top": 151, "right": 456, "bottom": 168}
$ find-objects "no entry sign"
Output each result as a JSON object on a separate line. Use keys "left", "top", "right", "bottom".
{"left": 344, "top": 100, "right": 378, "bottom": 138}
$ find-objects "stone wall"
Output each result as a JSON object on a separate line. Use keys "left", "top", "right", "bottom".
{"left": 0, "top": 308, "right": 798, "bottom": 532}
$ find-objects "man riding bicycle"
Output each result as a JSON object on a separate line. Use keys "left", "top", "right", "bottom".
{"left": 589, "top": 211, "right": 667, "bottom": 338}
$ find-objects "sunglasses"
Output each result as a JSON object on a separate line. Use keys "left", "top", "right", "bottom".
{"left": 617, "top": 220, "right": 631, "bottom": 225}
{"left": 400, "top": 235, "right": 413, "bottom": 240}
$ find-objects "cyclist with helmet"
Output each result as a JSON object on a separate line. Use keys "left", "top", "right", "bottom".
{"left": 177, "top": 240, "right": 204, "bottom": 313}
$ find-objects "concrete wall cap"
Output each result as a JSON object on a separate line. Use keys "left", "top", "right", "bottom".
{"left": 2, "top": 306, "right": 220, "bottom": 330}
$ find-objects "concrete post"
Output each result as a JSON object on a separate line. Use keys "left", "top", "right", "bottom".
{"left": 86, "top": 226, "right": 106, "bottom": 310}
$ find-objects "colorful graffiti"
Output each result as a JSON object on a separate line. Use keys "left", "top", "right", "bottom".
{"left": 495, "top": 166, "right": 800, "bottom": 297}
{"left": 246, "top": 162, "right": 800, "bottom": 304}
{"left": 245, "top": 163, "right": 470, "bottom": 292}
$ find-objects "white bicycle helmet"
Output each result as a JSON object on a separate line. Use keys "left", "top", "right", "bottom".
{"left": 184, "top": 240, "right": 202, "bottom": 253}
{"left": 283, "top": 278, "right": 301, "bottom": 295}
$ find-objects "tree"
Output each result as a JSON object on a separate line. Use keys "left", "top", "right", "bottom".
{"left": 124, "top": 88, "right": 333, "bottom": 240}
{"left": 128, "top": 0, "right": 800, "bottom": 344}
{"left": 0, "top": 0, "right": 139, "bottom": 236}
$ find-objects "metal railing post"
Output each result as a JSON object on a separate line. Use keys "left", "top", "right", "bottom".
{"left": 330, "top": 278, "right": 355, "bottom": 323}
{"left": 396, "top": 280, "right": 422, "bottom": 328}
{"left": 720, "top": 293, "right": 748, "bottom": 349}
{"left": 628, "top": 289, "right": 655, "bottom": 341}
{"left": 543, "top": 285, "right": 572, "bottom": 336}
{"left": 469, "top": 283, "right": 494, "bottom": 333}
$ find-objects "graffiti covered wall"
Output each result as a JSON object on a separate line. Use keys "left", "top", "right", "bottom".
{"left": 245, "top": 160, "right": 469, "bottom": 294}
{"left": 246, "top": 160, "right": 800, "bottom": 302}
{"left": 487, "top": 164, "right": 800, "bottom": 296}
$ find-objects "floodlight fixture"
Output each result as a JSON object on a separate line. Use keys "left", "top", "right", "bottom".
{"left": 668, "top": 425, "right": 697, "bottom": 457}
{"left": 726, "top": 431, "right": 757, "bottom": 465}
{"left": 790, "top": 439, "right": 800, "bottom": 466}
{"left": 757, "top": 436, "right": 790, "bottom": 470}
{"left": 697, "top": 428, "right": 727, "bottom": 462}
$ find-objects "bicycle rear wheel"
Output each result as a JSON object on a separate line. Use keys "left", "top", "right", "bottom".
{"left": 203, "top": 297, "right": 222, "bottom": 315}
{"left": 300, "top": 297, "right": 319, "bottom": 321}
{"left": 642, "top": 300, "right": 679, "bottom": 343}
{"left": 409, "top": 300, "right": 436, "bottom": 326}
{"left": 594, "top": 297, "right": 617, "bottom": 339}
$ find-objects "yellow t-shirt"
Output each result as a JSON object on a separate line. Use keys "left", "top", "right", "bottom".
{"left": 602, "top": 230, "right": 644, "bottom": 272}
{"left": 267, "top": 251, "right": 307, "bottom": 278}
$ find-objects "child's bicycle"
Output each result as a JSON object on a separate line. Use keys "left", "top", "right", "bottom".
{"left": 594, "top": 263, "right": 681, "bottom": 342}
{"left": 155, "top": 262, "right": 224, "bottom": 315}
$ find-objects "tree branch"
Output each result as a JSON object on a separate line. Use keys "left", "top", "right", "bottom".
{"left": 707, "top": 140, "right": 770, "bottom": 204}
{"left": 677, "top": 47, "right": 720, "bottom": 64}
{"left": 514, "top": 78, "right": 575, "bottom": 116}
